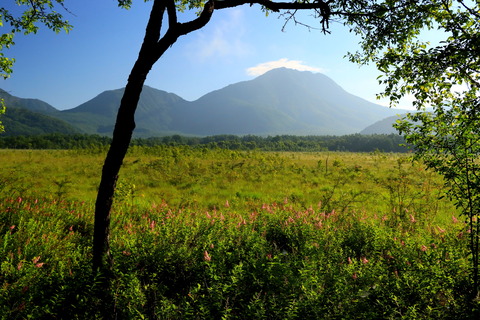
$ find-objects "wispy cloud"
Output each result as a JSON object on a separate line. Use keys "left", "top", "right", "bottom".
{"left": 186, "top": 9, "right": 252, "bottom": 61}
{"left": 246, "top": 58, "right": 325, "bottom": 76}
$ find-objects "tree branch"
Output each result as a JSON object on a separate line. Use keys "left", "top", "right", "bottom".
{"left": 143, "top": 0, "right": 167, "bottom": 45}
{"left": 166, "top": 0, "right": 177, "bottom": 29}
{"left": 176, "top": 0, "right": 215, "bottom": 36}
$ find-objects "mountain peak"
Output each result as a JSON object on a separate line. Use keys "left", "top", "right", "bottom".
{"left": 2, "top": 70, "right": 407, "bottom": 137}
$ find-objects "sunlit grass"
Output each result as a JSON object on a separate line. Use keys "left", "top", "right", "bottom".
{"left": 1, "top": 147, "right": 477, "bottom": 318}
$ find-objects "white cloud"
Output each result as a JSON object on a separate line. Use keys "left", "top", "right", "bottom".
{"left": 246, "top": 58, "right": 325, "bottom": 76}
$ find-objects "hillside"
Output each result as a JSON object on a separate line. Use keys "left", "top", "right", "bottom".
{"left": 58, "top": 86, "right": 186, "bottom": 135}
{"left": 1, "top": 68, "right": 409, "bottom": 137}
{"left": 169, "top": 68, "right": 402, "bottom": 135}
{"left": 1, "top": 107, "right": 80, "bottom": 136}
{"left": 0, "top": 89, "right": 59, "bottom": 114}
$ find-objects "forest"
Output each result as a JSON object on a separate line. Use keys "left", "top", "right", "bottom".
{"left": 0, "top": 133, "right": 407, "bottom": 152}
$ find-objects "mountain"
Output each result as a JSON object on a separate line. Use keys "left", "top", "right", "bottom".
{"left": 1, "top": 68, "right": 409, "bottom": 137}
{"left": 0, "top": 89, "right": 80, "bottom": 135}
{"left": 0, "top": 88, "right": 59, "bottom": 114}
{"left": 57, "top": 86, "right": 186, "bottom": 135}
{"left": 360, "top": 115, "right": 401, "bottom": 134}
{"left": 0, "top": 108, "right": 80, "bottom": 136}
{"left": 168, "top": 68, "right": 403, "bottom": 135}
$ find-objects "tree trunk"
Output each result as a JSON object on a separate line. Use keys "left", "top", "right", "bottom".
{"left": 92, "top": 60, "right": 153, "bottom": 271}
{"left": 91, "top": 0, "right": 217, "bottom": 273}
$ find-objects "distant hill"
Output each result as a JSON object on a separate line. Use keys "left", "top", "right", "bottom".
{"left": 0, "top": 108, "right": 80, "bottom": 136}
{"left": 168, "top": 68, "right": 403, "bottom": 135}
{"left": 0, "top": 89, "right": 80, "bottom": 136}
{"left": 359, "top": 113, "right": 420, "bottom": 135}
{"left": 1, "top": 68, "right": 409, "bottom": 137}
{"left": 0, "top": 88, "right": 59, "bottom": 114}
{"left": 57, "top": 86, "right": 186, "bottom": 135}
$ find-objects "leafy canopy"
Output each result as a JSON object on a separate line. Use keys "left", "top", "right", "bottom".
{"left": 0, "top": 0, "right": 72, "bottom": 79}
{"left": 350, "top": 0, "right": 480, "bottom": 295}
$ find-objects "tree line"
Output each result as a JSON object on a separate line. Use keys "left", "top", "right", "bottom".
{"left": 0, "top": 133, "right": 407, "bottom": 152}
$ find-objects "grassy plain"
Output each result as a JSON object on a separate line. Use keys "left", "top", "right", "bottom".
{"left": 0, "top": 147, "right": 477, "bottom": 319}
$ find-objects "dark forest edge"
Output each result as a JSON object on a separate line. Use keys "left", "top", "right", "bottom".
{"left": 0, "top": 133, "right": 407, "bottom": 152}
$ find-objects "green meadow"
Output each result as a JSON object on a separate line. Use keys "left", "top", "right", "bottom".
{"left": 1, "top": 146, "right": 477, "bottom": 319}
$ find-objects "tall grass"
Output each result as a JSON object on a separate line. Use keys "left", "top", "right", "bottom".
{"left": 0, "top": 147, "right": 477, "bottom": 318}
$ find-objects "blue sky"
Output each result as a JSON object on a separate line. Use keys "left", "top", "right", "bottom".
{"left": 1, "top": 0, "right": 409, "bottom": 111}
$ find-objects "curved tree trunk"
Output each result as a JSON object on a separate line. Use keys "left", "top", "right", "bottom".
{"left": 92, "top": 66, "right": 150, "bottom": 271}
{"left": 91, "top": 0, "right": 215, "bottom": 273}
{"left": 92, "top": 0, "right": 167, "bottom": 272}
{"left": 91, "top": 0, "right": 328, "bottom": 273}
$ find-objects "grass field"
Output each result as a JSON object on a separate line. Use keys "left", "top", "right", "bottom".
{"left": 1, "top": 147, "right": 478, "bottom": 319}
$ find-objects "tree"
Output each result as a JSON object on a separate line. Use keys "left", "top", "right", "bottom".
{"left": 0, "top": 0, "right": 72, "bottom": 131}
{"left": 351, "top": 0, "right": 480, "bottom": 299}
{"left": 1, "top": 0, "right": 72, "bottom": 78}
{"left": 0, "top": 99, "right": 5, "bottom": 133}
{"left": 93, "top": 0, "right": 451, "bottom": 272}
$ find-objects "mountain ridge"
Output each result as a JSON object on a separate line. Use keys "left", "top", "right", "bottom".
{"left": 1, "top": 68, "right": 406, "bottom": 136}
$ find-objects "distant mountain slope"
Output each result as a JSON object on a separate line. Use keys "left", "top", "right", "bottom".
{"left": 1, "top": 108, "right": 80, "bottom": 136}
{"left": 0, "top": 89, "right": 59, "bottom": 114}
{"left": 170, "top": 68, "right": 403, "bottom": 135}
{"left": 58, "top": 86, "right": 186, "bottom": 135}
{"left": 359, "top": 114, "right": 414, "bottom": 135}
{"left": 1, "top": 68, "right": 409, "bottom": 137}
{"left": 0, "top": 89, "right": 81, "bottom": 135}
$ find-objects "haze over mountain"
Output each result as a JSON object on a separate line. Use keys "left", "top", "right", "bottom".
{"left": 360, "top": 115, "right": 403, "bottom": 135}
{"left": 1, "top": 68, "right": 405, "bottom": 137}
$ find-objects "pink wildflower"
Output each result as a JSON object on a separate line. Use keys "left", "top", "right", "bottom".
{"left": 32, "top": 256, "right": 41, "bottom": 264}
{"left": 17, "top": 261, "right": 23, "bottom": 270}
{"left": 452, "top": 215, "right": 459, "bottom": 223}
{"left": 285, "top": 216, "right": 295, "bottom": 226}
{"left": 203, "top": 250, "right": 211, "bottom": 262}
{"left": 35, "top": 263, "right": 45, "bottom": 268}
{"left": 225, "top": 200, "right": 230, "bottom": 208}
{"left": 352, "top": 273, "right": 358, "bottom": 280}
{"left": 409, "top": 214, "right": 416, "bottom": 223}
{"left": 150, "top": 219, "right": 156, "bottom": 230}
{"left": 347, "top": 257, "right": 353, "bottom": 265}
{"left": 420, "top": 245, "right": 428, "bottom": 252}
{"left": 9, "top": 225, "right": 15, "bottom": 231}
{"left": 361, "top": 257, "right": 369, "bottom": 264}
{"left": 237, "top": 218, "right": 246, "bottom": 227}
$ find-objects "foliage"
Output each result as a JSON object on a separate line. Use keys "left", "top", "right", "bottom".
{"left": 1, "top": 149, "right": 478, "bottom": 318}
{"left": 0, "top": 133, "right": 407, "bottom": 152}
{"left": 0, "top": 99, "right": 5, "bottom": 133}
{"left": 0, "top": 0, "right": 72, "bottom": 78}
{"left": 350, "top": 0, "right": 480, "bottom": 297}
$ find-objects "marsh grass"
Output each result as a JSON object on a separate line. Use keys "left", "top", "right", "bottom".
{"left": 0, "top": 147, "right": 477, "bottom": 318}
